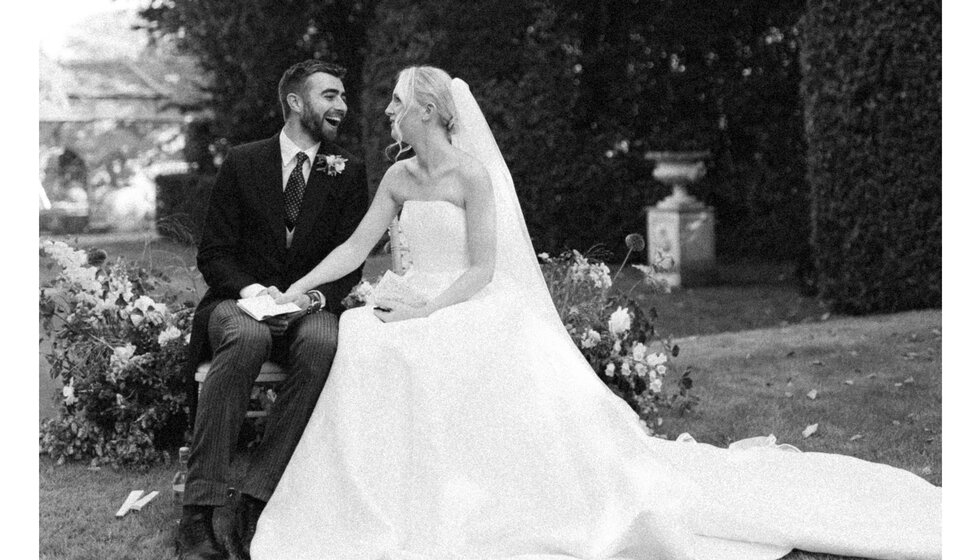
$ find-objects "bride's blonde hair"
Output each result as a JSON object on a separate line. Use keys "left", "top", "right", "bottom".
{"left": 387, "top": 66, "right": 458, "bottom": 161}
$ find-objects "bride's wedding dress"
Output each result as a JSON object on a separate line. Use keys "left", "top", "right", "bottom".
{"left": 251, "top": 200, "right": 939, "bottom": 560}
{"left": 250, "top": 78, "right": 939, "bottom": 560}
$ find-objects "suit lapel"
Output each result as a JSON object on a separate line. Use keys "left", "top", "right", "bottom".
{"left": 254, "top": 135, "right": 288, "bottom": 255}
{"left": 291, "top": 142, "right": 342, "bottom": 251}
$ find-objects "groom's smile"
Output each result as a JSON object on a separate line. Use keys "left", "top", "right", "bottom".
{"left": 299, "top": 71, "right": 348, "bottom": 142}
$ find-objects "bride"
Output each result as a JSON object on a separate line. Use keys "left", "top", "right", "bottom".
{"left": 250, "top": 66, "right": 940, "bottom": 560}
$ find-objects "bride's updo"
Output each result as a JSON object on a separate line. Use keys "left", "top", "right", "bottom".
{"left": 388, "top": 66, "right": 458, "bottom": 160}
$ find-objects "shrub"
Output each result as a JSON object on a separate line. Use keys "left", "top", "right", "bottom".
{"left": 39, "top": 241, "right": 195, "bottom": 469}
{"left": 800, "top": 0, "right": 941, "bottom": 313}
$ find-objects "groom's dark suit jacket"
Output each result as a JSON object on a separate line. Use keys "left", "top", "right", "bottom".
{"left": 184, "top": 134, "right": 369, "bottom": 418}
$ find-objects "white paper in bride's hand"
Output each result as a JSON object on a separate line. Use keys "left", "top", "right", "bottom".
{"left": 372, "top": 270, "right": 428, "bottom": 309}
{"left": 237, "top": 294, "right": 302, "bottom": 321}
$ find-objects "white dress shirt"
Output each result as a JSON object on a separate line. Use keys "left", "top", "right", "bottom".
{"left": 239, "top": 130, "right": 320, "bottom": 299}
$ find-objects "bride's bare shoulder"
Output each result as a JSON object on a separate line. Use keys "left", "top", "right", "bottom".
{"left": 379, "top": 158, "right": 419, "bottom": 201}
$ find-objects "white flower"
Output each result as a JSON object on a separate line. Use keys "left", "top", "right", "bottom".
{"left": 184, "top": 333, "right": 192, "bottom": 344}
{"left": 580, "top": 329, "right": 601, "bottom": 349}
{"left": 110, "top": 343, "right": 137, "bottom": 369}
{"left": 537, "top": 252, "right": 550, "bottom": 261}
{"left": 315, "top": 154, "right": 348, "bottom": 176}
{"left": 646, "top": 352, "right": 668, "bottom": 367}
{"left": 655, "top": 364, "right": 668, "bottom": 375}
{"left": 612, "top": 339, "right": 622, "bottom": 354}
{"left": 631, "top": 342, "right": 647, "bottom": 361}
{"left": 620, "top": 361, "right": 632, "bottom": 376}
{"left": 608, "top": 306, "right": 631, "bottom": 336}
{"left": 62, "top": 379, "right": 77, "bottom": 406}
{"left": 588, "top": 262, "right": 612, "bottom": 289}
{"left": 604, "top": 363, "right": 616, "bottom": 377}
{"left": 132, "top": 295, "right": 157, "bottom": 313}
{"left": 157, "top": 325, "right": 182, "bottom": 346}
{"left": 649, "top": 377, "right": 663, "bottom": 393}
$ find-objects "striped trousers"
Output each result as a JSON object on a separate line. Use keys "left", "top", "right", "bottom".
{"left": 185, "top": 299, "right": 338, "bottom": 506}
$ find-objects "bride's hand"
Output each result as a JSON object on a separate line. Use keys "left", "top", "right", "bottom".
{"left": 373, "top": 302, "right": 427, "bottom": 323}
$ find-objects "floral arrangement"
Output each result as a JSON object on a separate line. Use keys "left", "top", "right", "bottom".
{"left": 314, "top": 154, "right": 348, "bottom": 176}
{"left": 539, "top": 234, "right": 697, "bottom": 434}
{"left": 39, "top": 240, "right": 194, "bottom": 469}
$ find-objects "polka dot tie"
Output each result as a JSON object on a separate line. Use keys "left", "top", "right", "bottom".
{"left": 283, "top": 151, "right": 308, "bottom": 230}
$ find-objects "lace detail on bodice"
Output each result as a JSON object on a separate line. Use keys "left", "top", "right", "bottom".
{"left": 399, "top": 200, "right": 470, "bottom": 274}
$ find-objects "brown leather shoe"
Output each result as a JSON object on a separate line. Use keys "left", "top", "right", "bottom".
{"left": 176, "top": 505, "right": 227, "bottom": 560}
{"left": 230, "top": 493, "right": 266, "bottom": 560}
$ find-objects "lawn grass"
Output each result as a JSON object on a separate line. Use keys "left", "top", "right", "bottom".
{"left": 39, "top": 310, "right": 940, "bottom": 560}
{"left": 38, "top": 233, "right": 940, "bottom": 559}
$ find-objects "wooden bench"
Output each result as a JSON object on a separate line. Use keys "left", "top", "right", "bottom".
{"left": 193, "top": 216, "right": 408, "bottom": 419}
{"left": 194, "top": 361, "right": 287, "bottom": 419}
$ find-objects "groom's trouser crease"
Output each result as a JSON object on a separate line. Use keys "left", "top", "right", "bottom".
{"left": 185, "top": 299, "right": 338, "bottom": 506}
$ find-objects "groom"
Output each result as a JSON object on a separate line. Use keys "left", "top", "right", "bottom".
{"left": 177, "top": 60, "right": 369, "bottom": 560}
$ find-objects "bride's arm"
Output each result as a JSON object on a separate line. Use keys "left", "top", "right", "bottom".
{"left": 381, "top": 161, "right": 496, "bottom": 322}
{"left": 284, "top": 167, "right": 402, "bottom": 296}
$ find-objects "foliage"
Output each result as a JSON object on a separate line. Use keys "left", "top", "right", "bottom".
{"left": 39, "top": 241, "right": 196, "bottom": 469}
{"left": 137, "top": 0, "right": 376, "bottom": 151}
{"left": 538, "top": 240, "right": 698, "bottom": 430}
{"left": 800, "top": 0, "right": 941, "bottom": 313}
{"left": 359, "top": 0, "right": 809, "bottom": 261}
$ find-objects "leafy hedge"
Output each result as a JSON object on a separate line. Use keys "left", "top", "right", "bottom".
{"left": 361, "top": 0, "right": 809, "bottom": 260}
{"left": 800, "top": 0, "right": 941, "bottom": 313}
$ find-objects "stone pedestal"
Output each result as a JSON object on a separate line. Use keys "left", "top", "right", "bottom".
{"left": 645, "top": 186, "right": 716, "bottom": 288}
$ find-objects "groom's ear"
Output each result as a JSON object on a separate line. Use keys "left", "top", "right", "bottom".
{"left": 286, "top": 91, "right": 304, "bottom": 116}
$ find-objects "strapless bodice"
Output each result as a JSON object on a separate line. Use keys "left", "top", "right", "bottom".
{"left": 399, "top": 200, "right": 470, "bottom": 275}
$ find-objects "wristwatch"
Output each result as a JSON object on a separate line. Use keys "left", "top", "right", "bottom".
{"left": 305, "top": 290, "right": 325, "bottom": 314}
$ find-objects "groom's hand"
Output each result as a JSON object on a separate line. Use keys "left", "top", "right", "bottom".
{"left": 263, "top": 292, "right": 311, "bottom": 336}
{"left": 263, "top": 310, "right": 305, "bottom": 337}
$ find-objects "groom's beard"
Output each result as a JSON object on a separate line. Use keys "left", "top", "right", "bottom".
{"left": 300, "top": 105, "right": 338, "bottom": 143}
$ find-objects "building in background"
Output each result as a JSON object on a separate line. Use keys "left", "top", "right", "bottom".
{"left": 39, "top": 7, "right": 209, "bottom": 233}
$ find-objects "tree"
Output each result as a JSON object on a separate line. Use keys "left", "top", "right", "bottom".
{"left": 138, "top": 0, "right": 376, "bottom": 149}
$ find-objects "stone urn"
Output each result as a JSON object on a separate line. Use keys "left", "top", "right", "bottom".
{"left": 644, "top": 150, "right": 716, "bottom": 287}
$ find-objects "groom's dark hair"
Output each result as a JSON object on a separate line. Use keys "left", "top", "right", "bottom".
{"left": 278, "top": 60, "right": 347, "bottom": 120}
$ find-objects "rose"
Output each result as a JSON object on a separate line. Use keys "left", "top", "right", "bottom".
{"left": 608, "top": 306, "right": 632, "bottom": 336}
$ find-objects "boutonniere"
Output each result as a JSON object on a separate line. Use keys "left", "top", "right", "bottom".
{"left": 314, "top": 154, "right": 348, "bottom": 176}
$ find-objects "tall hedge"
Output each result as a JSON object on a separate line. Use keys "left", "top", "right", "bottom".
{"left": 362, "top": 0, "right": 809, "bottom": 258}
{"left": 800, "top": 0, "right": 941, "bottom": 313}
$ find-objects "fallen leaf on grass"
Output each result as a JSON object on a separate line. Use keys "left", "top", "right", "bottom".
{"left": 921, "top": 466, "right": 933, "bottom": 476}
{"left": 848, "top": 350, "right": 859, "bottom": 357}
{"left": 807, "top": 389, "right": 818, "bottom": 400}
{"left": 844, "top": 380, "right": 854, "bottom": 385}
{"left": 892, "top": 420, "right": 901, "bottom": 426}
{"left": 802, "top": 424, "right": 819, "bottom": 438}
{"left": 849, "top": 434, "right": 863, "bottom": 441}
{"left": 811, "top": 360, "right": 824, "bottom": 366}
{"left": 903, "top": 377, "right": 914, "bottom": 384}
{"left": 784, "top": 392, "right": 793, "bottom": 398}
{"left": 820, "top": 312, "right": 831, "bottom": 321}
